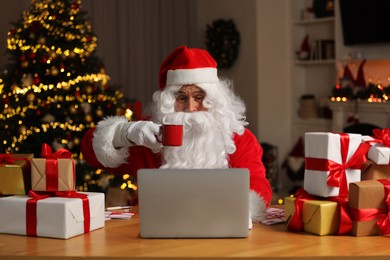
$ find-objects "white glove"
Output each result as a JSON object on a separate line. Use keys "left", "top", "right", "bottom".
{"left": 113, "top": 121, "right": 162, "bottom": 150}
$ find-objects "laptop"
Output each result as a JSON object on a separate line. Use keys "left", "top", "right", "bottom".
{"left": 137, "top": 168, "right": 250, "bottom": 238}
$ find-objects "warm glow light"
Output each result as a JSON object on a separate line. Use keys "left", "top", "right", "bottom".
{"left": 125, "top": 109, "right": 133, "bottom": 120}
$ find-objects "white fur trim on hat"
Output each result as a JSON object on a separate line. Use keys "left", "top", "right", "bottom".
{"left": 92, "top": 116, "right": 130, "bottom": 168}
{"left": 166, "top": 68, "right": 219, "bottom": 86}
{"left": 249, "top": 190, "right": 267, "bottom": 222}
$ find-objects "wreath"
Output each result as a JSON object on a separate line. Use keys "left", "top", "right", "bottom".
{"left": 206, "top": 19, "right": 240, "bottom": 69}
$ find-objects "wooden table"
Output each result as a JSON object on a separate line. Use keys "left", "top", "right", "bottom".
{"left": 1, "top": 207, "right": 390, "bottom": 260}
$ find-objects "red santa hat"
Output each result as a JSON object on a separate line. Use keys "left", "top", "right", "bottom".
{"left": 159, "top": 45, "right": 219, "bottom": 90}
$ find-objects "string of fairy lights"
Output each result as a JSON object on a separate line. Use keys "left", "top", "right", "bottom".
{"left": 331, "top": 83, "right": 390, "bottom": 103}
{"left": 7, "top": 0, "right": 96, "bottom": 58}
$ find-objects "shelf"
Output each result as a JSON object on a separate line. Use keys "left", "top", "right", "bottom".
{"left": 293, "top": 17, "right": 335, "bottom": 26}
{"left": 294, "top": 59, "right": 335, "bottom": 66}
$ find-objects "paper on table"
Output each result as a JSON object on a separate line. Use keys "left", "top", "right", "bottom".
{"left": 259, "top": 208, "right": 285, "bottom": 225}
{"left": 105, "top": 211, "right": 134, "bottom": 220}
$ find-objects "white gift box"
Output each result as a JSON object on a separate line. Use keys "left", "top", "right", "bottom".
{"left": 304, "top": 132, "right": 363, "bottom": 197}
{"left": 362, "top": 135, "right": 390, "bottom": 165}
{"left": 0, "top": 192, "right": 105, "bottom": 239}
{"left": 368, "top": 143, "right": 390, "bottom": 165}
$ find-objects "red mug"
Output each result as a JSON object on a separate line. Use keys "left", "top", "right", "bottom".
{"left": 161, "top": 124, "right": 183, "bottom": 146}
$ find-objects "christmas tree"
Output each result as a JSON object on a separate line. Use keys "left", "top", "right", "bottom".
{"left": 0, "top": 0, "right": 137, "bottom": 194}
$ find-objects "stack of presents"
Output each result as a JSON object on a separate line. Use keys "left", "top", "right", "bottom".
{"left": 0, "top": 144, "right": 105, "bottom": 239}
{"left": 285, "top": 128, "right": 390, "bottom": 236}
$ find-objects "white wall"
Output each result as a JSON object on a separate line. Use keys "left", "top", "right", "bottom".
{"left": 197, "top": 0, "right": 260, "bottom": 136}
{"left": 256, "top": 0, "right": 290, "bottom": 168}
{"left": 197, "top": 0, "right": 291, "bottom": 176}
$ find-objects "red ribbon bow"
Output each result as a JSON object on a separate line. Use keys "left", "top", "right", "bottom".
{"left": 41, "top": 143, "right": 72, "bottom": 159}
{"left": 350, "top": 179, "right": 390, "bottom": 235}
{"left": 372, "top": 128, "right": 390, "bottom": 148}
{"left": 26, "top": 190, "right": 90, "bottom": 237}
{"left": 287, "top": 188, "right": 352, "bottom": 235}
{"left": 0, "top": 154, "right": 15, "bottom": 165}
{"left": 305, "top": 133, "right": 370, "bottom": 197}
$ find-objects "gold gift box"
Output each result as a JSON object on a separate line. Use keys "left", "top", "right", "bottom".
{"left": 285, "top": 197, "right": 340, "bottom": 236}
{"left": 31, "top": 158, "right": 75, "bottom": 191}
{"left": 348, "top": 180, "right": 387, "bottom": 236}
{"left": 0, "top": 154, "right": 33, "bottom": 195}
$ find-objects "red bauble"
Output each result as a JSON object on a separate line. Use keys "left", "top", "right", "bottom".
{"left": 2, "top": 97, "right": 9, "bottom": 104}
{"left": 33, "top": 77, "right": 40, "bottom": 85}
{"left": 71, "top": 3, "right": 79, "bottom": 10}
{"left": 36, "top": 110, "right": 42, "bottom": 116}
{"left": 28, "top": 52, "right": 36, "bottom": 59}
{"left": 41, "top": 56, "right": 47, "bottom": 63}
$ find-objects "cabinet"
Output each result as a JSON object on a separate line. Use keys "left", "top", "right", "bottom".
{"left": 290, "top": 0, "right": 336, "bottom": 141}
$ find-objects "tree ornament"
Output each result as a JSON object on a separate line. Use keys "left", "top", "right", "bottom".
{"left": 79, "top": 102, "right": 92, "bottom": 114}
{"left": 28, "top": 52, "right": 36, "bottom": 60}
{"left": 21, "top": 60, "right": 29, "bottom": 68}
{"left": 85, "top": 114, "right": 93, "bottom": 123}
{"left": 69, "top": 105, "right": 78, "bottom": 114}
{"left": 50, "top": 51, "right": 57, "bottom": 59}
{"left": 73, "top": 137, "right": 80, "bottom": 146}
{"left": 86, "top": 85, "right": 93, "bottom": 94}
{"left": 33, "top": 76, "right": 40, "bottom": 85}
{"left": 19, "top": 125, "right": 27, "bottom": 134}
{"left": 41, "top": 114, "right": 55, "bottom": 123}
{"left": 96, "top": 107, "right": 104, "bottom": 117}
{"left": 51, "top": 66, "right": 59, "bottom": 76}
{"left": 2, "top": 97, "right": 9, "bottom": 104}
{"left": 38, "top": 36, "right": 46, "bottom": 44}
{"left": 206, "top": 19, "right": 240, "bottom": 69}
{"left": 26, "top": 93, "right": 35, "bottom": 102}
{"left": 21, "top": 74, "right": 33, "bottom": 87}
{"left": 40, "top": 56, "right": 48, "bottom": 63}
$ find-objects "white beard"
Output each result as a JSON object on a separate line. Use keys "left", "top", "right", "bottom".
{"left": 159, "top": 112, "right": 233, "bottom": 169}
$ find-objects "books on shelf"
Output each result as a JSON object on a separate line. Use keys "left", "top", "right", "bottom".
{"left": 310, "top": 39, "right": 335, "bottom": 61}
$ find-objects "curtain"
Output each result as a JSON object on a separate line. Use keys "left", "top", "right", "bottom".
{"left": 82, "top": 0, "right": 199, "bottom": 112}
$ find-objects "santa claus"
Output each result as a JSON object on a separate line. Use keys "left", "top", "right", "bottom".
{"left": 81, "top": 45, "right": 272, "bottom": 222}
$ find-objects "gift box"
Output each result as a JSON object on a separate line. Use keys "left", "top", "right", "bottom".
{"left": 361, "top": 160, "right": 390, "bottom": 180}
{"left": 348, "top": 180, "right": 390, "bottom": 236}
{"left": 31, "top": 158, "right": 75, "bottom": 191}
{"left": 0, "top": 154, "right": 33, "bottom": 195}
{"left": 365, "top": 128, "right": 390, "bottom": 165}
{"left": 367, "top": 143, "right": 390, "bottom": 165}
{"left": 31, "top": 144, "right": 76, "bottom": 192}
{"left": 0, "top": 191, "right": 105, "bottom": 239}
{"left": 285, "top": 197, "right": 340, "bottom": 236}
{"left": 304, "top": 132, "right": 369, "bottom": 197}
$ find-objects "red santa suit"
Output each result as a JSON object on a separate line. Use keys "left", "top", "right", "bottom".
{"left": 81, "top": 45, "right": 272, "bottom": 221}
